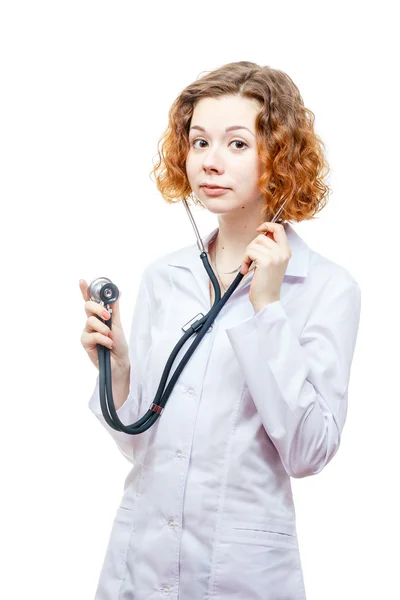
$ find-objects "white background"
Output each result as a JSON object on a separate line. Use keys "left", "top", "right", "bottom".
{"left": 1, "top": 1, "right": 398, "bottom": 598}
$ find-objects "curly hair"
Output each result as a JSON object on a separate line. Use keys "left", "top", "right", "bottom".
{"left": 149, "top": 61, "right": 331, "bottom": 223}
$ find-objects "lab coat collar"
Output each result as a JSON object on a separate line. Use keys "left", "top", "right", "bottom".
{"left": 167, "top": 222, "right": 311, "bottom": 278}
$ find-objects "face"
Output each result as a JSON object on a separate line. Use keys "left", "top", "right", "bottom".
{"left": 185, "top": 95, "right": 264, "bottom": 218}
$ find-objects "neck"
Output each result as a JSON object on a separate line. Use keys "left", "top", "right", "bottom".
{"left": 211, "top": 215, "right": 268, "bottom": 272}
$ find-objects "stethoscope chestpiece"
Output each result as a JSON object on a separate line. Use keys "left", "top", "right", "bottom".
{"left": 87, "top": 277, "right": 120, "bottom": 308}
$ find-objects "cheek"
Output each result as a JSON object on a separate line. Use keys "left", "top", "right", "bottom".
{"left": 239, "top": 152, "right": 260, "bottom": 173}
{"left": 236, "top": 157, "right": 262, "bottom": 188}
{"left": 185, "top": 153, "right": 198, "bottom": 178}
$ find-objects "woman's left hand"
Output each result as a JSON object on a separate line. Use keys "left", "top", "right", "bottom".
{"left": 240, "top": 222, "right": 292, "bottom": 313}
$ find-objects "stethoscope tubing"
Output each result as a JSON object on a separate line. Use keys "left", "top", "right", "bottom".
{"left": 98, "top": 251, "right": 245, "bottom": 434}
{"left": 98, "top": 197, "right": 288, "bottom": 435}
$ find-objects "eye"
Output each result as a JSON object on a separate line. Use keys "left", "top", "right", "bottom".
{"left": 190, "top": 138, "right": 248, "bottom": 150}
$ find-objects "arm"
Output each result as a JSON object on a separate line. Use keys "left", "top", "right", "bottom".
{"left": 88, "top": 270, "right": 152, "bottom": 463}
{"left": 224, "top": 275, "right": 361, "bottom": 478}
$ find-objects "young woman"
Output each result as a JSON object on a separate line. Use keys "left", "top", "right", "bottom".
{"left": 80, "top": 61, "right": 361, "bottom": 600}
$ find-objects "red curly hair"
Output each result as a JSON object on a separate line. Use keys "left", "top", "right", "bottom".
{"left": 150, "top": 61, "right": 331, "bottom": 223}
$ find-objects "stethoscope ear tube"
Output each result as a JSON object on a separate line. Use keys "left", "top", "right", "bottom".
{"left": 92, "top": 197, "right": 289, "bottom": 435}
{"left": 91, "top": 254, "right": 242, "bottom": 435}
{"left": 93, "top": 255, "right": 238, "bottom": 435}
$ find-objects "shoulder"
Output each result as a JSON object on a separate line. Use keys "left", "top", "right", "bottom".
{"left": 301, "top": 249, "right": 361, "bottom": 322}
{"left": 308, "top": 248, "right": 360, "bottom": 292}
{"left": 285, "top": 222, "right": 360, "bottom": 297}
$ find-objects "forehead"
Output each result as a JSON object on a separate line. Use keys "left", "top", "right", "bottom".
{"left": 190, "top": 95, "right": 260, "bottom": 131}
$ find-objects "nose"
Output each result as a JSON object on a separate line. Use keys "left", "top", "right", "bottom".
{"left": 202, "top": 147, "right": 224, "bottom": 173}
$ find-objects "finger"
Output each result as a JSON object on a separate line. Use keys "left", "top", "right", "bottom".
{"left": 240, "top": 247, "right": 265, "bottom": 274}
{"left": 79, "top": 279, "right": 90, "bottom": 302}
{"left": 255, "top": 234, "right": 291, "bottom": 260}
{"left": 81, "top": 330, "right": 114, "bottom": 351}
{"left": 256, "top": 223, "right": 289, "bottom": 249}
{"left": 256, "top": 229, "right": 275, "bottom": 241}
{"left": 85, "top": 315, "right": 114, "bottom": 337}
{"left": 255, "top": 233, "right": 279, "bottom": 249}
{"left": 84, "top": 299, "right": 107, "bottom": 319}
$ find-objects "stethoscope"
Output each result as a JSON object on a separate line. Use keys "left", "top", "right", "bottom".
{"left": 87, "top": 197, "right": 288, "bottom": 435}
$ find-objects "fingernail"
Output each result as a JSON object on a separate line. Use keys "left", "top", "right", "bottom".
{"left": 103, "top": 310, "right": 110, "bottom": 319}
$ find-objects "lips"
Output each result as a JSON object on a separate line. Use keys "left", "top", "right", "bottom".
{"left": 201, "top": 185, "right": 228, "bottom": 189}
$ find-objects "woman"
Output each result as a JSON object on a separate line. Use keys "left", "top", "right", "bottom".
{"left": 80, "top": 61, "right": 361, "bottom": 599}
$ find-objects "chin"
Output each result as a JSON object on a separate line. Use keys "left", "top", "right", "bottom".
{"left": 203, "top": 202, "right": 236, "bottom": 214}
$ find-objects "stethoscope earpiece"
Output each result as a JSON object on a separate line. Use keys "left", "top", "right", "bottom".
{"left": 87, "top": 277, "right": 120, "bottom": 306}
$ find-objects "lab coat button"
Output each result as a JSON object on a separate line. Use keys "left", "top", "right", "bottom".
{"left": 160, "top": 583, "right": 172, "bottom": 595}
{"left": 175, "top": 450, "right": 183, "bottom": 459}
{"left": 168, "top": 518, "right": 177, "bottom": 530}
{"left": 185, "top": 387, "right": 196, "bottom": 397}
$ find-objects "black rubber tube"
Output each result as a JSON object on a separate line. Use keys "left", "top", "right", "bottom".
{"left": 97, "top": 251, "right": 246, "bottom": 434}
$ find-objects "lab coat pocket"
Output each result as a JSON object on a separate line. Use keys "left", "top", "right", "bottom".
{"left": 212, "top": 519, "right": 305, "bottom": 600}
{"left": 95, "top": 506, "right": 134, "bottom": 596}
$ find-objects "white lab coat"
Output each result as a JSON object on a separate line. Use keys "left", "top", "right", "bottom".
{"left": 88, "top": 222, "right": 361, "bottom": 600}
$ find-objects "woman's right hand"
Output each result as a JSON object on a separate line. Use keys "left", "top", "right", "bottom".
{"left": 79, "top": 279, "right": 129, "bottom": 371}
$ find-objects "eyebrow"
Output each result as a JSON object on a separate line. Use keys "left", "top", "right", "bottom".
{"left": 189, "top": 125, "right": 255, "bottom": 137}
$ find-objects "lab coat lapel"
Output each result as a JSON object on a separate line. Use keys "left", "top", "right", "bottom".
{"left": 167, "top": 223, "right": 311, "bottom": 308}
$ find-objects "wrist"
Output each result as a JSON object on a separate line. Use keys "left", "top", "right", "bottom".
{"left": 114, "top": 359, "right": 130, "bottom": 376}
{"left": 110, "top": 362, "right": 131, "bottom": 411}
{"left": 253, "top": 297, "right": 280, "bottom": 314}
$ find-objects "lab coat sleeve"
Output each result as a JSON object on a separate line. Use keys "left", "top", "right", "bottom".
{"left": 87, "top": 269, "right": 152, "bottom": 463}
{"left": 224, "top": 275, "right": 361, "bottom": 478}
